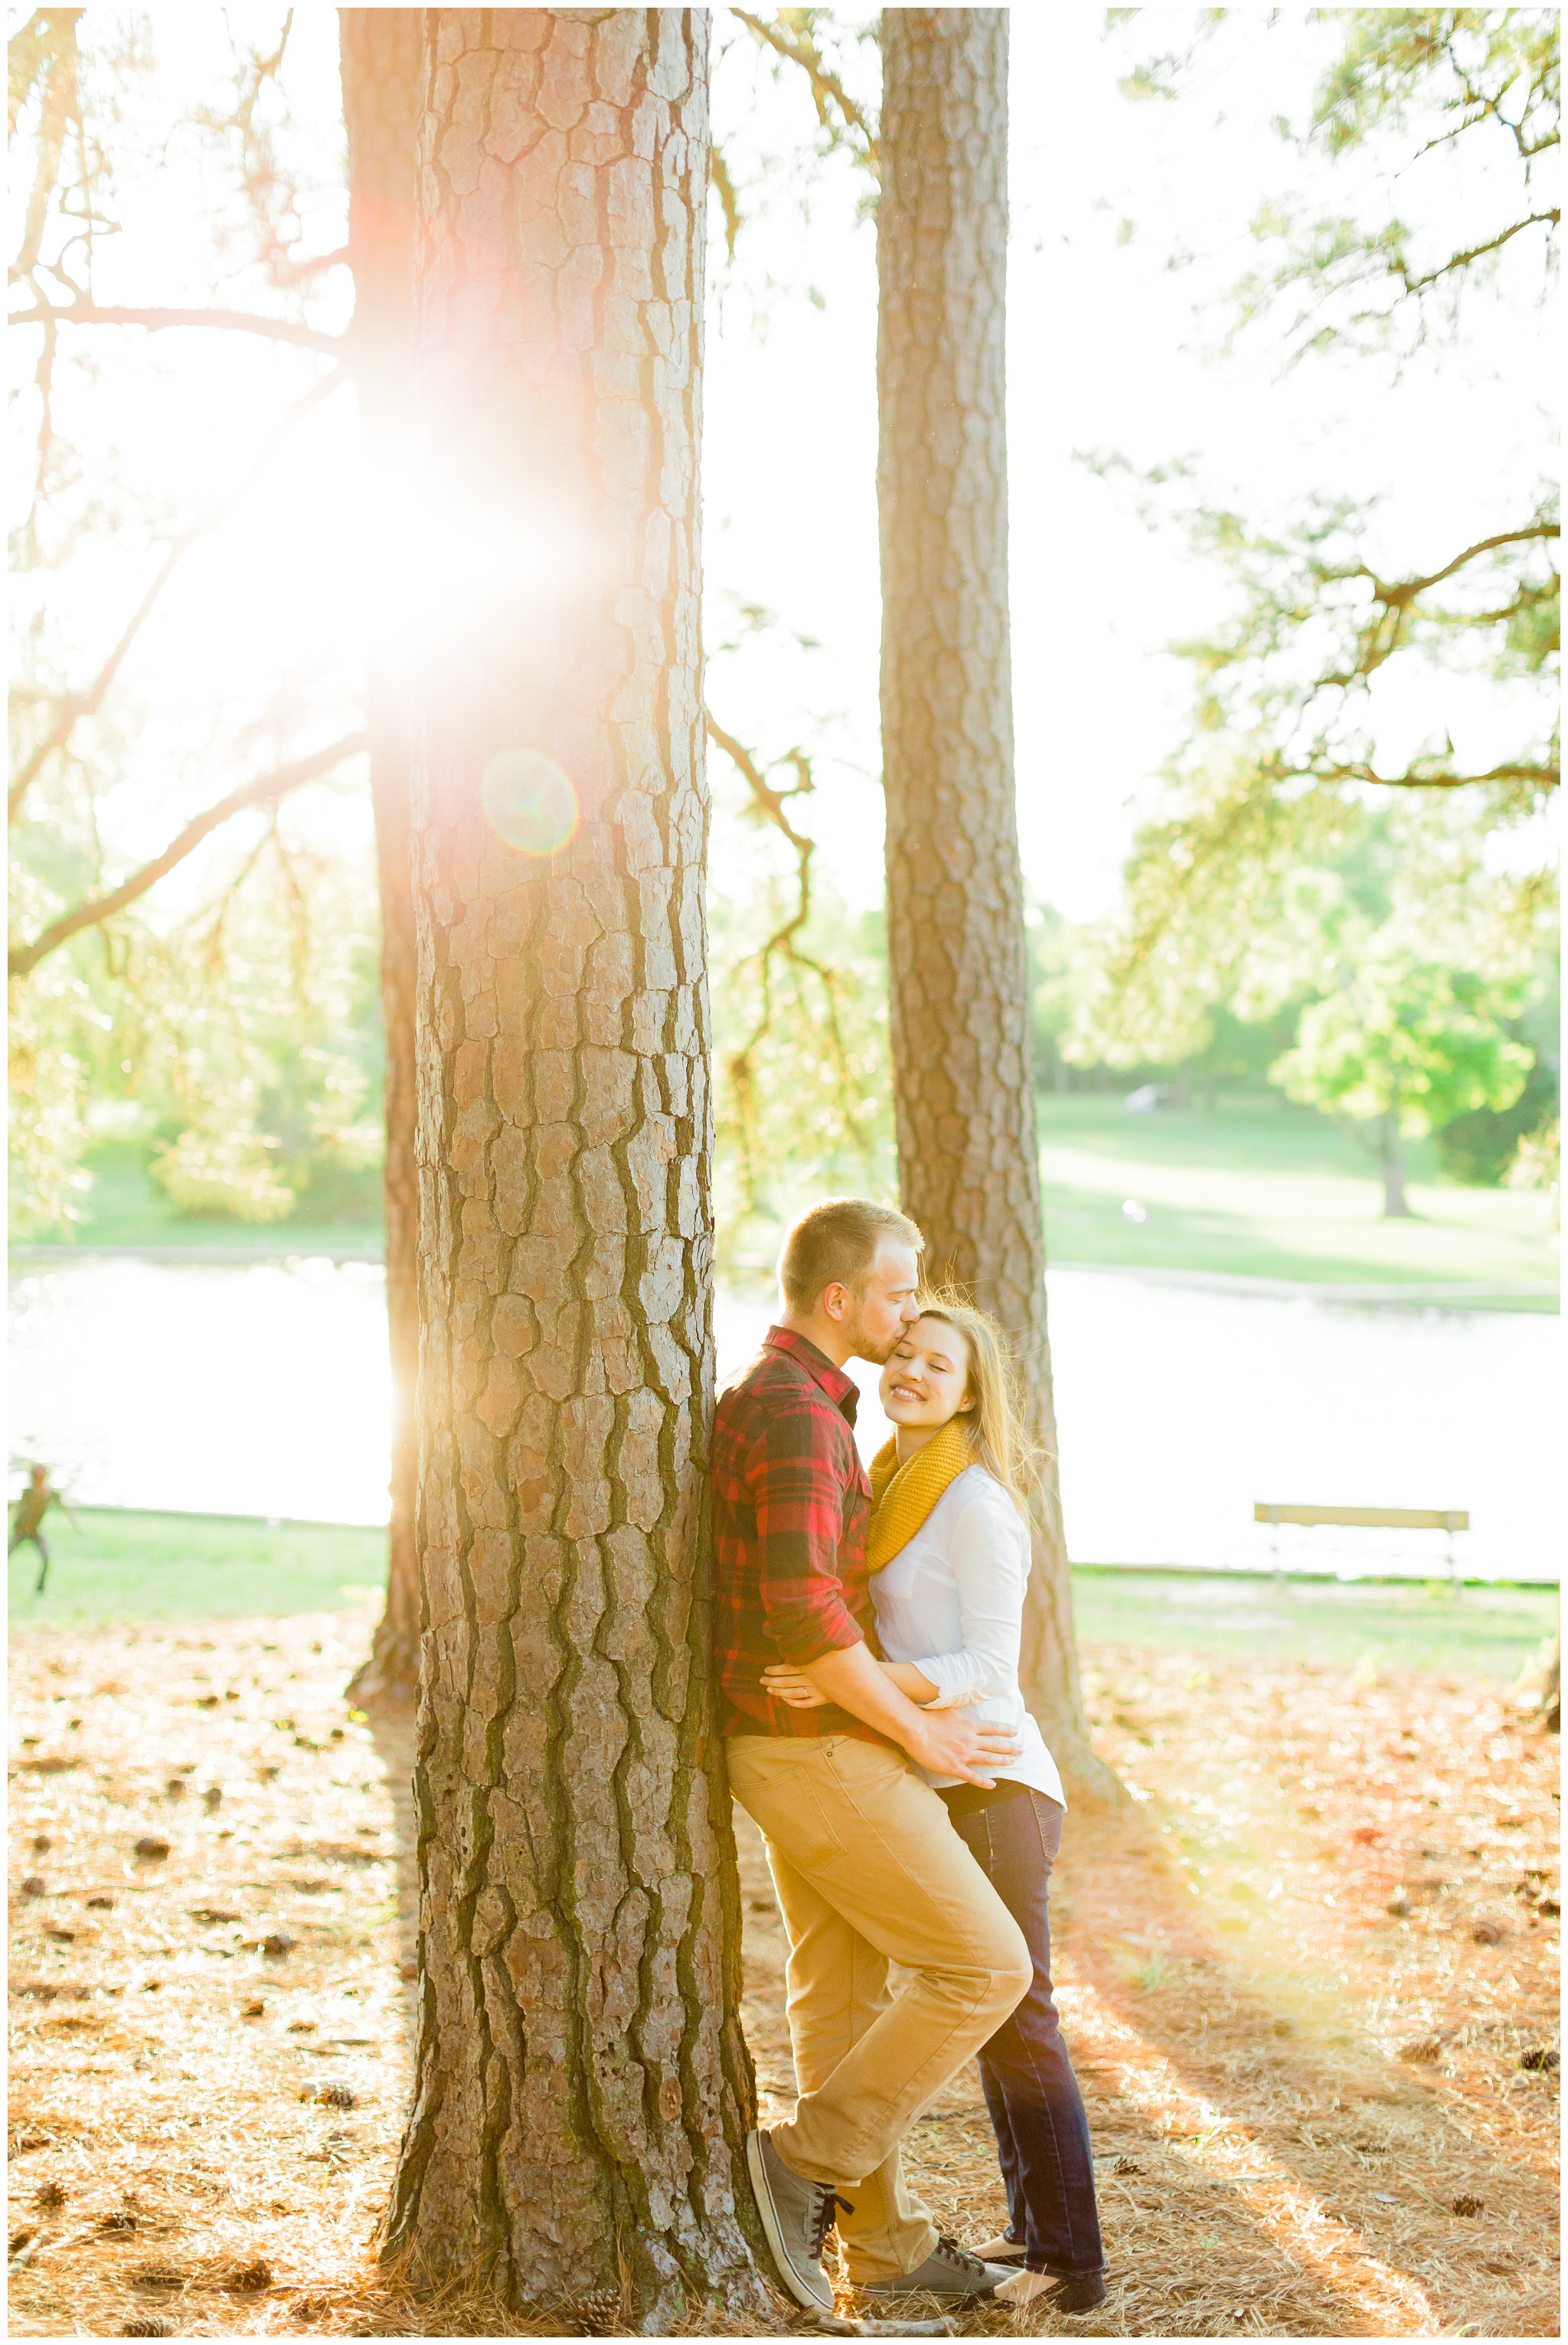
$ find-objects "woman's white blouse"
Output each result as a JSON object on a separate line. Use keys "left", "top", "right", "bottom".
{"left": 870, "top": 1464, "right": 1065, "bottom": 1807}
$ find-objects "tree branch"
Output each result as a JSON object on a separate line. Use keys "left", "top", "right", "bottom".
{"left": 705, "top": 706, "right": 815, "bottom": 853}
{"left": 1310, "top": 757, "right": 1559, "bottom": 793}
{"left": 731, "top": 10, "right": 878, "bottom": 173}
{"left": 8, "top": 296, "right": 344, "bottom": 355}
{"left": 1395, "top": 208, "right": 1561, "bottom": 294}
{"left": 1335, "top": 523, "right": 1560, "bottom": 609}
{"left": 9, "top": 363, "right": 348, "bottom": 821}
{"left": 8, "top": 731, "right": 369, "bottom": 978}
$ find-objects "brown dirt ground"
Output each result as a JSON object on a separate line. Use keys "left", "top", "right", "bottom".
{"left": 8, "top": 1610, "right": 1560, "bottom": 2338}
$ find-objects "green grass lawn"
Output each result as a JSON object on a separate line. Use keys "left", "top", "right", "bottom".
{"left": 9, "top": 1510, "right": 1556, "bottom": 1683}
{"left": 31, "top": 1147, "right": 384, "bottom": 1255}
{"left": 18, "top": 1099, "right": 1558, "bottom": 1297}
{"left": 1038, "top": 1093, "right": 1559, "bottom": 1294}
{"left": 5, "top": 1509, "right": 388, "bottom": 1627}
{"left": 1073, "top": 1566, "right": 1558, "bottom": 1683}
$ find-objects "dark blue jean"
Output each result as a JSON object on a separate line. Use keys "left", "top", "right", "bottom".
{"left": 948, "top": 1788, "right": 1104, "bottom": 2278}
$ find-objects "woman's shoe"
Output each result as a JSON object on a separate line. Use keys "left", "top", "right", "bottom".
{"left": 994, "top": 2266, "right": 1108, "bottom": 2313}
{"left": 974, "top": 2233, "right": 1027, "bottom": 2264}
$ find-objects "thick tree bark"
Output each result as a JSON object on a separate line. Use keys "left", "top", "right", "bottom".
{"left": 877, "top": 9, "right": 1117, "bottom": 1802}
{"left": 381, "top": 13, "right": 766, "bottom": 2322}
{"left": 340, "top": 9, "right": 423, "bottom": 1706}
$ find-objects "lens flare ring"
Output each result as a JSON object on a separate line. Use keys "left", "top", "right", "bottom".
{"left": 481, "top": 750, "right": 579, "bottom": 857}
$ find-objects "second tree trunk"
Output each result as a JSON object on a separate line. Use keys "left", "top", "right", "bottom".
{"left": 877, "top": 8, "right": 1114, "bottom": 1798}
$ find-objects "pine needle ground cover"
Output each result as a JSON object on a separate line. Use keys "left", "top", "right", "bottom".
{"left": 10, "top": 1610, "right": 1559, "bottom": 2337}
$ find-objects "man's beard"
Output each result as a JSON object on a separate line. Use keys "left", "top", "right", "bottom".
{"left": 850, "top": 1317, "right": 904, "bottom": 1367}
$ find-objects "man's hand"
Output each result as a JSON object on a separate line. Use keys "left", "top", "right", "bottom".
{"left": 786, "top": 1640, "right": 1022, "bottom": 1786}
{"left": 902, "top": 1709, "right": 1021, "bottom": 1787}
{"left": 761, "top": 1664, "right": 829, "bottom": 1710}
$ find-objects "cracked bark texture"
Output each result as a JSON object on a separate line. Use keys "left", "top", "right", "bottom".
{"left": 381, "top": 12, "right": 766, "bottom": 2320}
{"left": 341, "top": 8, "right": 423, "bottom": 1709}
{"left": 878, "top": 11, "right": 1114, "bottom": 1801}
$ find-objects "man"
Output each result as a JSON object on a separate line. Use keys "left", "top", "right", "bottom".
{"left": 714, "top": 1197, "right": 1034, "bottom": 2314}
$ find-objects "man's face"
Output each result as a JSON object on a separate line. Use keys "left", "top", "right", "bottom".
{"left": 842, "top": 1241, "right": 922, "bottom": 1365}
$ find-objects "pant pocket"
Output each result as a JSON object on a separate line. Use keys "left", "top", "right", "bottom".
{"left": 731, "top": 1751, "right": 850, "bottom": 1872}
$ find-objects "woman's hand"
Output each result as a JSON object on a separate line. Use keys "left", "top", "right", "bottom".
{"left": 762, "top": 1663, "right": 831, "bottom": 1709}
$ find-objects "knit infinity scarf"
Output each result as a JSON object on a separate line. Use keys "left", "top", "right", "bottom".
{"left": 866, "top": 1416, "right": 976, "bottom": 1574}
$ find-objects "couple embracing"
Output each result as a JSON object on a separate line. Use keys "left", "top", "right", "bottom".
{"left": 714, "top": 1198, "right": 1106, "bottom": 2317}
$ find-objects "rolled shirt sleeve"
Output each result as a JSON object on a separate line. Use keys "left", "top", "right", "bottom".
{"left": 912, "top": 1482, "right": 1030, "bottom": 1709}
{"left": 749, "top": 1400, "right": 867, "bottom": 1666}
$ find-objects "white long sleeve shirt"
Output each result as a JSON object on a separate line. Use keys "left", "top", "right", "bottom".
{"left": 870, "top": 1464, "right": 1066, "bottom": 1807}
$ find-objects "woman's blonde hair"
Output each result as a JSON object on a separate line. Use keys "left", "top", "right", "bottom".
{"left": 912, "top": 1290, "right": 1039, "bottom": 1515}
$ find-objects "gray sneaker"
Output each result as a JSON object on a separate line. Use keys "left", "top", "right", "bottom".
{"left": 745, "top": 2128, "right": 854, "bottom": 2315}
{"left": 858, "top": 2234, "right": 1014, "bottom": 2301}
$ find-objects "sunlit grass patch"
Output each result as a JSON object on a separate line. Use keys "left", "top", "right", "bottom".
{"left": 1037, "top": 1094, "right": 1560, "bottom": 1291}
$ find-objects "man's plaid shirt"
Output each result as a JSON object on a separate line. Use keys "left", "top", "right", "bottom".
{"left": 710, "top": 1325, "right": 887, "bottom": 1743}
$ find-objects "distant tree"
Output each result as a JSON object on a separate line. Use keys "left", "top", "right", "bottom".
{"left": 338, "top": 7, "right": 423, "bottom": 1708}
{"left": 379, "top": 13, "right": 766, "bottom": 2323}
{"left": 1271, "top": 949, "right": 1532, "bottom": 1214}
{"left": 877, "top": 9, "right": 1113, "bottom": 1799}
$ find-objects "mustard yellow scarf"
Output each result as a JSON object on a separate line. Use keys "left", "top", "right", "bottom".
{"left": 866, "top": 1418, "right": 975, "bottom": 1573}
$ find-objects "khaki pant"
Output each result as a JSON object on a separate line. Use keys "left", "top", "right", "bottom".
{"left": 727, "top": 1732, "right": 1032, "bottom": 2283}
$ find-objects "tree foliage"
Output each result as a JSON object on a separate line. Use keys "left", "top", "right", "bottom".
{"left": 1272, "top": 949, "right": 1531, "bottom": 1140}
{"left": 8, "top": 10, "right": 365, "bottom": 1234}
{"left": 1085, "top": 8, "right": 1559, "bottom": 1137}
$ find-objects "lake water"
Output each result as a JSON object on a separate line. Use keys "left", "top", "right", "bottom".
{"left": 8, "top": 1256, "right": 1560, "bottom": 1582}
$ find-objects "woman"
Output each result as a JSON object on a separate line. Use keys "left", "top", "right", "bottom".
{"left": 763, "top": 1299, "right": 1106, "bottom": 2313}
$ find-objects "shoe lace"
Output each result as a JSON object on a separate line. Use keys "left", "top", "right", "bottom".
{"left": 934, "top": 2235, "right": 988, "bottom": 2278}
{"left": 808, "top": 2186, "right": 856, "bottom": 2260}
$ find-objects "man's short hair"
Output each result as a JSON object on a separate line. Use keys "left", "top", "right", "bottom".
{"left": 778, "top": 1197, "right": 923, "bottom": 1312}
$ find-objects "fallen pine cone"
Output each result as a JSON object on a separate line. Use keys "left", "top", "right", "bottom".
{"left": 1470, "top": 1919, "right": 1504, "bottom": 1945}
{"left": 129, "top": 2261, "right": 186, "bottom": 2289}
{"left": 10, "top": 2227, "right": 37, "bottom": 2256}
{"left": 300, "top": 2082, "right": 357, "bottom": 2109}
{"left": 34, "top": 2181, "right": 67, "bottom": 2209}
{"left": 97, "top": 2211, "right": 139, "bottom": 2234}
{"left": 225, "top": 2257, "right": 273, "bottom": 2292}
{"left": 21, "top": 1876, "right": 46, "bottom": 1898}
{"left": 1451, "top": 2194, "right": 1485, "bottom": 2216}
{"left": 87, "top": 1895, "right": 114, "bottom": 1910}
{"left": 241, "top": 1999, "right": 265, "bottom": 2018}
{"left": 120, "top": 2321, "right": 172, "bottom": 2338}
{"left": 132, "top": 1838, "right": 169, "bottom": 1861}
{"left": 1396, "top": 2036, "right": 1442, "bottom": 2065}
{"left": 1519, "top": 2046, "right": 1560, "bottom": 2072}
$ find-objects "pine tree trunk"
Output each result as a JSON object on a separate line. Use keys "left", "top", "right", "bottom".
{"left": 1380, "top": 1109, "right": 1411, "bottom": 1218}
{"left": 877, "top": 8, "right": 1116, "bottom": 1802}
{"left": 380, "top": 12, "right": 766, "bottom": 2321}
{"left": 340, "top": 8, "right": 423, "bottom": 1706}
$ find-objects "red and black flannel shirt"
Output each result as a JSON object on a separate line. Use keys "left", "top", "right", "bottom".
{"left": 710, "top": 1325, "right": 887, "bottom": 1744}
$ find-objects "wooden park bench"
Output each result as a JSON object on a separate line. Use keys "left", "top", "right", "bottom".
{"left": 1254, "top": 1502, "right": 1470, "bottom": 1590}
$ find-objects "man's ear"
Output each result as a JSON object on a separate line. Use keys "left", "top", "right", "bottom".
{"left": 820, "top": 1280, "right": 851, "bottom": 1323}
